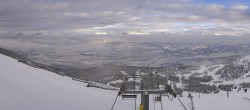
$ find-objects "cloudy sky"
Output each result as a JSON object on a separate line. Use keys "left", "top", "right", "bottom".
{"left": 0, "top": 0, "right": 250, "bottom": 35}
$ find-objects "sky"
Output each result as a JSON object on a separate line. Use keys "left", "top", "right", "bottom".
{"left": 0, "top": 0, "right": 250, "bottom": 35}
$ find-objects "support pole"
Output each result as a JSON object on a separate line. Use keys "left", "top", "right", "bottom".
{"left": 141, "top": 93, "right": 145, "bottom": 109}
{"left": 144, "top": 94, "right": 149, "bottom": 110}
{"left": 120, "top": 74, "right": 178, "bottom": 110}
{"left": 140, "top": 77, "right": 149, "bottom": 110}
{"left": 141, "top": 93, "right": 149, "bottom": 110}
{"left": 140, "top": 104, "right": 143, "bottom": 110}
{"left": 227, "top": 91, "right": 229, "bottom": 98}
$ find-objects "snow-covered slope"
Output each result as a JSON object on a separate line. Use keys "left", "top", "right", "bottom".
{"left": 234, "top": 55, "right": 250, "bottom": 67}
{"left": 184, "top": 54, "right": 250, "bottom": 85}
{"left": 0, "top": 54, "right": 131, "bottom": 110}
{"left": 0, "top": 54, "right": 249, "bottom": 110}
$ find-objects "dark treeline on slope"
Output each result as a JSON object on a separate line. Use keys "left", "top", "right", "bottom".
{"left": 240, "top": 83, "right": 250, "bottom": 88}
{"left": 0, "top": 47, "right": 23, "bottom": 60}
{"left": 0, "top": 47, "right": 66, "bottom": 76}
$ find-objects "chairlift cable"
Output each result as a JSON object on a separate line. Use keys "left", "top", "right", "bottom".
{"left": 176, "top": 96, "right": 188, "bottom": 110}
{"left": 110, "top": 93, "right": 119, "bottom": 110}
{"left": 167, "top": 94, "right": 174, "bottom": 101}
{"left": 160, "top": 99, "right": 164, "bottom": 110}
{"left": 111, "top": 84, "right": 124, "bottom": 110}
{"left": 134, "top": 98, "right": 136, "bottom": 110}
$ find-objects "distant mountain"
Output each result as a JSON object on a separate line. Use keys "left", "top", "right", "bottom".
{"left": 215, "top": 55, "right": 250, "bottom": 81}
{"left": 1, "top": 34, "right": 250, "bottom": 68}
{"left": 176, "top": 54, "right": 250, "bottom": 84}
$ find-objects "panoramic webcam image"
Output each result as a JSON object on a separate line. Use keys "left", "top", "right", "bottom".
{"left": 0, "top": 0, "right": 250, "bottom": 110}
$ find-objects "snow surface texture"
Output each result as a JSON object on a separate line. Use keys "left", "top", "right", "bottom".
{"left": 234, "top": 55, "right": 250, "bottom": 67}
{"left": 184, "top": 63, "right": 250, "bottom": 85}
{"left": 0, "top": 54, "right": 250, "bottom": 110}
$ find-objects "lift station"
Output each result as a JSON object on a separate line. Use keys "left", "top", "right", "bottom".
{"left": 111, "top": 72, "right": 179, "bottom": 110}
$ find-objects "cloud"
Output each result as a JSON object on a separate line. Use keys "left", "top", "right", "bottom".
{"left": 230, "top": 4, "right": 248, "bottom": 11}
{"left": 0, "top": 0, "right": 249, "bottom": 35}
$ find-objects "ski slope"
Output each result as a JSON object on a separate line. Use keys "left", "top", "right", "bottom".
{"left": 0, "top": 54, "right": 250, "bottom": 110}
{"left": 0, "top": 54, "right": 130, "bottom": 110}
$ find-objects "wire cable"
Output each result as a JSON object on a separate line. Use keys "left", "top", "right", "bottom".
{"left": 160, "top": 99, "right": 164, "bottom": 110}
{"left": 176, "top": 96, "right": 187, "bottom": 110}
{"left": 167, "top": 94, "right": 174, "bottom": 101}
{"left": 153, "top": 94, "right": 156, "bottom": 110}
{"left": 134, "top": 98, "right": 136, "bottom": 110}
{"left": 110, "top": 93, "right": 119, "bottom": 110}
{"left": 111, "top": 84, "right": 124, "bottom": 110}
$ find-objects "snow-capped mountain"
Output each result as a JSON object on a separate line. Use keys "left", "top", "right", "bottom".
{"left": 216, "top": 55, "right": 250, "bottom": 81}
{"left": 184, "top": 55, "right": 250, "bottom": 85}
{"left": 234, "top": 55, "right": 250, "bottom": 71}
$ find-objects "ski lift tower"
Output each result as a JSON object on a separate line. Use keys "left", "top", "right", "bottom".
{"left": 118, "top": 73, "right": 176, "bottom": 110}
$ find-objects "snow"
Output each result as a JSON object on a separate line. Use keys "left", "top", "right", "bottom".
{"left": 239, "top": 72, "right": 250, "bottom": 81}
{"left": 191, "top": 65, "right": 207, "bottom": 75}
{"left": 187, "top": 64, "right": 224, "bottom": 77}
{"left": 0, "top": 54, "right": 130, "bottom": 110}
{"left": 206, "top": 65, "right": 225, "bottom": 81}
{"left": 107, "top": 79, "right": 123, "bottom": 85}
{"left": 120, "top": 71, "right": 129, "bottom": 76}
{"left": 192, "top": 91, "right": 250, "bottom": 110}
{"left": 234, "top": 55, "right": 250, "bottom": 67}
{"left": 0, "top": 54, "right": 250, "bottom": 110}
{"left": 182, "top": 64, "right": 250, "bottom": 85}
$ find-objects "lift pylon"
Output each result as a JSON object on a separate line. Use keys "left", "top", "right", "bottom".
{"left": 117, "top": 73, "right": 176, "bottom": 110}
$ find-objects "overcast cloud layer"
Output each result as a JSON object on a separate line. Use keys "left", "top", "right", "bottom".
{"left": 0, "top": 0, "right": 250, "bottom": 35}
